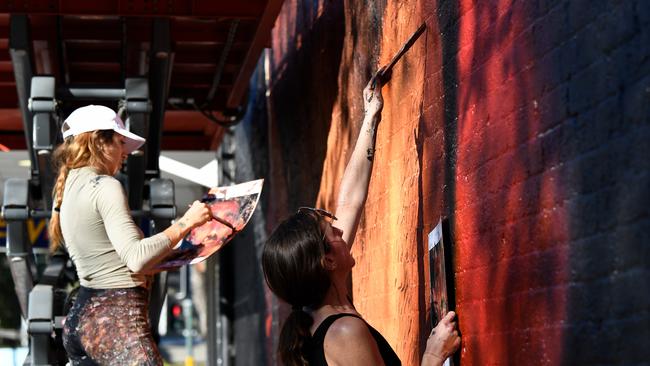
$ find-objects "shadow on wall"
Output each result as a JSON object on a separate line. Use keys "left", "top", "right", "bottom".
{"left": 457, "top": 1, "right": 569, "bottom": 364}
{"left": 424, "top": 0, "right": 650, "bottom": 364}
{"left": 270, "top": 1, "right": 346, "bottom": 209}
{"left": 426, "top": 0, "right": 570, "bottom": 364}
{"left": 414, "top": 0, "right": 463, "bottom": 360}
{"left": 559, "top": 1, "right": 650, "bottom": 363}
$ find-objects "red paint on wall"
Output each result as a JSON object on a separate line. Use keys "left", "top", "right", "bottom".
{"left": 452, "top": 1, "right": 568, "bottom": 364}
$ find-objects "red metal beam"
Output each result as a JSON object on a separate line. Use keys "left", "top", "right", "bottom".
{"left": 0, "top": 0, "right": 284, "bottom": 150}
{"left": 160, "top": 110, "right": 224, "bottom": 150}
{"left": 0, "top": 108, "right": 27, "bottom": 149}
{"left": 0, "top": 133, "right": 26, "bottom": 149}
{"left": 0, "top": 108, "right": 23, "bottom": 129}
{"left": 227, "top": 0, "right": 284, "bottom": 108}
{"left": 0, "top": 0, "right": 267, "bottom": 19}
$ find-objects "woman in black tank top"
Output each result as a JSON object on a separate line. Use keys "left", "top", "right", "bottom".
{"left": 307, "top": 313, "right": 401, "bottom": 365}
{"left": 262, "top": 74, "right": 460, "bottom": 366}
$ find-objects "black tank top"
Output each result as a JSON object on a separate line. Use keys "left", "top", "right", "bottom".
{"left": 306, "top": 313, "right": 401, "bottom": 365}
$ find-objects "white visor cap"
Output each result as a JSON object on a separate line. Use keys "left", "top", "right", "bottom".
{"left": 62, "top": 105, "right": 145, "bottom": 154}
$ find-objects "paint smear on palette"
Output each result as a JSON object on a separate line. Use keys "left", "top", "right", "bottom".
{"left": 156, "top": 179, "right": 263, "bottom": 270}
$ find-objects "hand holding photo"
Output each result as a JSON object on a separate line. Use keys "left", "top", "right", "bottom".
{"left": 156, "top": 179, "right": 264, "bottom": 270}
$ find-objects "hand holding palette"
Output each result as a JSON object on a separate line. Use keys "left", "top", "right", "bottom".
{"left": 155, "top": 179, "right": 263, "bottom": 270}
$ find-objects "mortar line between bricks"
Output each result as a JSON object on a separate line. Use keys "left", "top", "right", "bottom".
{"left": 570, "top": 1, "right": 641, "bottom": 49}
{"left": 454, "top": 183, "right": 557, "bottom": 227}
{"left": 456, "top": 84, "right": 552, "bottom": 133}
{"left": 454, "top": 206, "right": 559, "bottom": 241}
{"left": 450, "top": 0, "right": 573, "bottom": 79}
{"left": 570, "top": 309, "right": 650, "bottom": 327}
{"left": 565, "top": 213, "right": 650, "bottom": 244}
{"left": 459, "top": 323, "right": 567, "bottom": 338}
{"left": 439, "top": 0, "right": 637, "bottom": 82}
{"left": 567, "top": 63, "right": 637, "bottom": 117}
{"left": 450, "top": 22, "right": 535, "bottom": 75}
{"left": 456, "top": 120, "right": 650, "bottom": 202}
{"left": 455, "top": 109, "right": 567, "bottom": 179}
{"left": 568, "top": 265, "right": 650, "bottom": 286}
{"left": 455, "top": 199, "right": 649, "bottom": 259}
{"left": 454, "top": 242, "right": 571, "bottom": 274}
{"left": 566, "top": 264, "right": 648, "bottom": 286}
{"left": 457, "top": 179, "right": 649, "bottom": 242}
{"left": 461, "top": 310, "right": 650, "bottom": 337}
{"left": 453, "top": 3, "right": 643, "bottom": 105}
{"left": 559, "top": 30, "right": 648, "bottom": 105}
{"left": 459, "top": 284, "right": 570, "bottom": 305}
{"left": 458, "top": 158, "right": 649, "bottom": 220}
{"left": 458, "top": 264, "right": 650, "bottom": 304}
{"left": 455, "top": 23, "right": 649, "bottom": 138}
{"left": 446, "top": 0, "right": 543, "bottom": 67}
{"left": 470, "top": 261, "right": 650, "bottom": 295}
{"left": 537, "top": 0, "right": 634, "bottom": 61}
{"left": 459, "top": 94, "right": 560, "bottom": 156}
{"left": 553, "top": 310, "right": 650, "bottom": 335}
{"left": 456, "top": 170, "right": 650, "bottom": 240}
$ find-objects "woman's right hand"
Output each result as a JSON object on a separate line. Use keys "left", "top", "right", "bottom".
{"left": 422, "top": 311, "right": 461, "bottom": 366}
{"left": 181, "top": 200, "right": 212, "bottom": 228}
{"left": 163, "top": 201, "right": 212, "bottom": 249}
{"left": 363, "top": 68, "right": 385, "bottom": 119}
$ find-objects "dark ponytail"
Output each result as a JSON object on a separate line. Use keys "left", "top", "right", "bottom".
{"left": 262, "top": 212, "right": 331, "bottom": 366}
{"left": 278, "top": 309, "right": 314, "bottom": 366}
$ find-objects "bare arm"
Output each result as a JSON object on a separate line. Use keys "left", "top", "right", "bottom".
{"left": 134, "top": 201, "right": 211, "bottom": 273}
{"left": 98, "top": 178, "right": 212, "bottom": 273}
{"left": 335, "top": 72, "right": 384, "bottom": 248}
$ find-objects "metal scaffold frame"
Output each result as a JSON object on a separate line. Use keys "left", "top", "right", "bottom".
{"left": 1, "top": 14, "right": 179, "bottom": 365}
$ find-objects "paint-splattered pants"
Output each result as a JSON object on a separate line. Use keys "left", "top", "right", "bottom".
{"left": 63, "top": 286, "right": 162, "bottom": 365}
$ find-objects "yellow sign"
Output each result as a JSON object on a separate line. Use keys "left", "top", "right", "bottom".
{"left": 0, "top": 218, "right": 49, "bottom": 248}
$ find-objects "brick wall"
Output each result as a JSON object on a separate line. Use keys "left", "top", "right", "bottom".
{"left": 441, "top": 1, "right": 649, "bottom": 364}
{"left": 244, "top": 0, "right": 650, "bottom": 364}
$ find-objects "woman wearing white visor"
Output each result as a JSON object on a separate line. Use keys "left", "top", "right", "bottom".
{"left": 48, "top": 105, "right": 212, "bottom": 365}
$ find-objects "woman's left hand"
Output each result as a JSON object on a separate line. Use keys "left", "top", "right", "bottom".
{"left": 363, "top": 68, "right": 385, "bottom": 119}
{"left": 423, "top": 311, "right": 461, "bottom": 365}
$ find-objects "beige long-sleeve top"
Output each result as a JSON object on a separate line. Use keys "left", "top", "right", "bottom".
{"left": 60, "top": 166, "right": 172, "bottom": 289}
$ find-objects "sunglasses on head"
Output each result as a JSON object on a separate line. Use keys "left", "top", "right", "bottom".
{"left": 297, "top": 207, "right": 338, "bottom": 222}
{"left": 297, "top": 207, "right": 337, "bottom": 250}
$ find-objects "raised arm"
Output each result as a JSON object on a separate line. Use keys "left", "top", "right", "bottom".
{"left": 335, "top": 72, "right": 384, "bottom": 248}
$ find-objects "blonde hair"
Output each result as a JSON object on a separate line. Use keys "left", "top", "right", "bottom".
{"left": 48, "top": 130, "right": 116, "bottom": 252}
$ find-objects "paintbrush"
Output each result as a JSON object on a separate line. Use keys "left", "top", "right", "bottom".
{"left": 372, "top": 23, "right": 427, "bottom": 89}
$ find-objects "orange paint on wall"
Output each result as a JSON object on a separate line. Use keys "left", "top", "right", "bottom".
{"left": 314, "top": 1, "right": 434, "bottom": 363}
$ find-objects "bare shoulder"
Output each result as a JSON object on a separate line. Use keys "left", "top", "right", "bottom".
{"left": 327, "top": 315, "right": 370, "bottom": 340}
{"left": 324, "top": 315, "right": 384, "bottom": 365}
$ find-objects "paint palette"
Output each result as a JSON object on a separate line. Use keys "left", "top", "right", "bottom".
{"left": 155, "top": 179, "right": 263, "bottom": 270}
